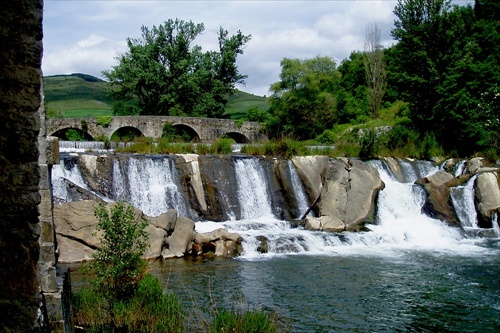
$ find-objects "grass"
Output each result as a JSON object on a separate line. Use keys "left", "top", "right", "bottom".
{"left": 73, "top": 274, "right": 185, "bottom": 333}
{"left": 73, "top": 273, "right": 284, "bottom": 333}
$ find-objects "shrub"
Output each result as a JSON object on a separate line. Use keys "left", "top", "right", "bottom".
{"left": 96, "top": 116, "right": 112, "bottom": 128}
{"left": 90, "top": 202, "right": 149, "bottom": 304}
{"left": 211, "top": 138, "right": 234, "bottom": 154}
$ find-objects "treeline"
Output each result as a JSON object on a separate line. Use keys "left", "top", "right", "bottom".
{"left": 106, "top": 1, "right": 498, "bottom": 157}
{"left": 257, "top": 0, "right": 499, "bottom": 157}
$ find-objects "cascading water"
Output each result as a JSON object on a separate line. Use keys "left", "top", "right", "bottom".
{"left": 198, "top": 158, "right": 482, "bottom": 259}
{"left": 451, "top": 175, "right": 479, "bottom": 228}
{"left": 453, "top": 160, "right": 467, "bottom": 177}
{"left": 368, "top": 160, "right": 463, "bottom": 248}
{"left": 112, "top": 156, "right": 188, "bottom": 217}
{"left": 234, "top": 158, "right": 273, "bottom": 219}
{"left": 287, "top": 160, "right": 310, "bottom": 218}
{"left": 51, "top": 156, "right": 108, "bottom": 202}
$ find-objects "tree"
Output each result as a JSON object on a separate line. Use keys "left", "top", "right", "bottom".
{"left": 267, "top": 56, "right": 341, "bottom": 140}
{"left": 103, "top": 19, "right": 251, "bottom": 118}
{"left": 391, "top": 0, "right": 453, "bottom": 130}
{"left": 90, "top": 202, "right": 149, "bottom": 305}
{"left": 364, "top": 22, "right": 387, "bottom": 118}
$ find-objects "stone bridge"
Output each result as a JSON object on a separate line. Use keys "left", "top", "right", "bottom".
{"left": 46, "top": 116, "right": 267, "bottom": 143}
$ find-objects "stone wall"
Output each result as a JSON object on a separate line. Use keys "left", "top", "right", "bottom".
{"left": 0, "top": 1, "right": 44, "bottom": 331}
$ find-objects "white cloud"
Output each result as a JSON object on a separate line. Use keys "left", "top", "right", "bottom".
{"left": 42, "top": 34, "right": 126, "bottom": 79}
{"left": 42, "top": 0, "right": 398, "bottom": 96}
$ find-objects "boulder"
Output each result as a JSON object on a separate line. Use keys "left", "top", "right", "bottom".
{"left": 415, "top": 171, "right": 462, "bottom": 227}
{"left": 193, "top": 228, "right": 242, "bottom": 257}
{"left": 315, "top": 158, "right": 384, "bottom": 231}
{"left": 291, "top": 156, "right": 329, "bottom": 202}
{"left": 150, "top": 209, "right": 177, "bottom": 232}
{"left": 144, "top": 225, "right": 167, "bottom": 259}
{"left": 467, "top": 157, "right": 484, "bottom": 174}
{"left": 475, "top": 172, "right": 500, "bottom": 228}
{"left": 163, "top": 216, "right": 195, "bottom": 258}
{"left": 194, "top": 228, "right": 241, "bottom": 244}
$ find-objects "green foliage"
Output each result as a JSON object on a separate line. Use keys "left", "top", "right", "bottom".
{"left": 211, "top": 138, "right": 235, "bottom": 154}
{"left": 268, "top": 56, "right": 341, "bottom": 140}
{"left": 73, "top": 274, "right": 185, "bottom": 333}
{"left": 112, "top": 101, "right": 141, "bottom": 116}
{"left": 65, "top": 129, "right": 87, "bottom": 141}
{"left": 209, "top": 308, "right": 280, "bottom": 333}
{"left": 388, "top": 0, "right": 499, "bottom": 155}
{"left": 96, "top": 115, "right": 112, "bottom": 128}
{"left": 45, "top": 105, "right": 64, "bottom": 118}
{"left": 103, "top": 18, "right": 251, "bottom": 118}
{"left": 161, "top": 123, "right": 197, "bottom": 142}
{"left": 89, "top": 202, "right": 149, "bottom": 304}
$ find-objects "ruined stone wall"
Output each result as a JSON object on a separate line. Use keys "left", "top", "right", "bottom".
{"left": 0, "top": 1, "right": 44, "bottom": 331}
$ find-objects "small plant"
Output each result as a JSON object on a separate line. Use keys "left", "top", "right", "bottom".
{"left": 96, "top": 115, "right": 112, "bottom": 128}
{"left": 73, "top": 203, "right": 186, "bottom": 332}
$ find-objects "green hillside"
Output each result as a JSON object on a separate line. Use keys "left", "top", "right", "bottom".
{"left": 44, "top": 74, "right": 115, "bottom": 117}
{"left": 43, "top": 73, "right": 269, "bottom": 119}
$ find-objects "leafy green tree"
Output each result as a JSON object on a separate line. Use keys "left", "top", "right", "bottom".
{"left": 391, "top": 0, "right": 453, "bottom": 130}
{"left": 103, "top": 19, "right": 251, "bottom": 118}
{"left": 90, "top": 202, "right": 149, "bottom": 305}
{"left": 268, "top": 56, "right": 341, "bottom": 140}
{"left": 337, "top": 51, "right": 370, "bottom": 124}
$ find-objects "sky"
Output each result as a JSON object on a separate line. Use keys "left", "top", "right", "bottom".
{"left": 42, "top": 0, "right": 473, "bottom": 96}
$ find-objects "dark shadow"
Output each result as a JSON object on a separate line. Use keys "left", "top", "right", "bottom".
{"left": 222, "top": 132, "right": 250, "bottom": 144}
{"left": 111, "top": 126, "right": 144, "bottom": 142}
{"left": 51, "top": 128, "right": 94, "bottom": 141}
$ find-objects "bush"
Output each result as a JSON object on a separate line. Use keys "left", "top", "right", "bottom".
{"left": 96, "top": 116, "right": 112, "bottom": 128}
{"left": 90, "top": 202, "right": 149, "bottom": 303}
{"left": 211, "top": 138, "right": 234, "bottom": 154}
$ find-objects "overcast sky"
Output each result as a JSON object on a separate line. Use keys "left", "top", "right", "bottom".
{"left": 42, "top": 0, "right": 473, "bottom": 96}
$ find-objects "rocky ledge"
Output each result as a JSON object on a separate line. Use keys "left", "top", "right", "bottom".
{"left": 54, "top": 200, "right": 242, "bottom": 263}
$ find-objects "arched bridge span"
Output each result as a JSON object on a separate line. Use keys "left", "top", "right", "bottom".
{"left": 46, "top": 116, "right": 267, "bottom": 143}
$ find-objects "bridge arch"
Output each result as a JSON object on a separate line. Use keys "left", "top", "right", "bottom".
{"left": 222, "top": 132, "right": 250, "bottom": 144}
{"left": 51, "top": 127, "right": 94, "bottom": 141}
{"left": 162, "top": 123, "right": 200, "bottom": 142}
{"left": 110, "top": 126, "right": 144, "bottom": 141}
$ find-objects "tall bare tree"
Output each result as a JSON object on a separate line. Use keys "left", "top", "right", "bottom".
{"left": 364, "top": 22, "right": 387, "bottom": 118}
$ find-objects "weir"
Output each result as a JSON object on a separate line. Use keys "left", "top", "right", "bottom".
{"left": 52, "top": 152, "right": 500, "bottom": 259}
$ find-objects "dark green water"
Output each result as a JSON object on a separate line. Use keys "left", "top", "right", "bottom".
{"left": 152, "top": 241, "right": 500, "bottom": 332}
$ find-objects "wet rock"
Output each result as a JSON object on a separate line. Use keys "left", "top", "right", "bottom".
{"left": 163, "top": 216, "right": 195, "bottom": 258}
{"left": 475, "top": 172, "right": 500, "bottom": 228}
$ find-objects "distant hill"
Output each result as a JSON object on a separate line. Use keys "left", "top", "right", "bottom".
{"left": 43, "top": 73, "right": 269, "bottom": 119}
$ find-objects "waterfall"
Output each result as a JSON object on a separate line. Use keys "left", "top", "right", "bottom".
{"left": 450, "top": 175, "right": 478, "bottom": 228}
{"left": 112, "top": 156, "right": 188, "bottom": 217}
{"left": 369, "top": 160, "right": 462, "bottom": 247}
{"left": 453, "top": 160, "right": 467, "bottom": 177}
{"left": 197, "top": 159, "right": 472, "bottom": 259}
{"left": 52, "top": 162, "right": 88, "bottom": 201}
{"left": 234, "top": 158, "right": 273, "bottom": 219}
{"left": 59, "top": 140, "right": 106, "bottom": 153}
{"left": 287, "top": 160, "right": 311, "bottom": 218}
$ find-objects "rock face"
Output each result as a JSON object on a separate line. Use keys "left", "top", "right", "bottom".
{"left": 53, "top": 200, "right": 241, "bottom": 263}
{"left": 306, "top": 158, "right": 385, "bottom": 232}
